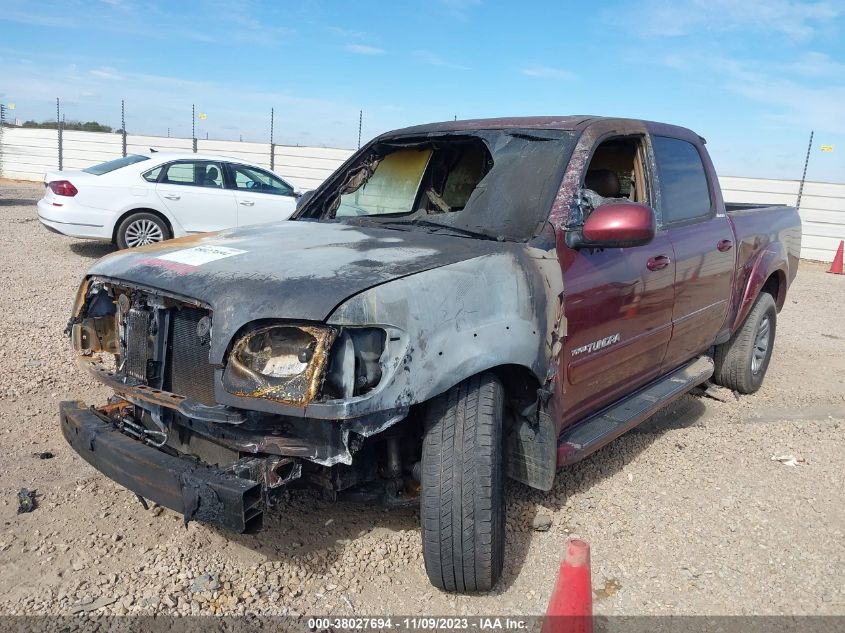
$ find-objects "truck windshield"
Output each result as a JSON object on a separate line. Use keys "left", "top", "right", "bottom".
{"left": 336, "top": 149, "right": 433, "bottom": 217}
{"left": 300, "top": 129, "right": 577, "bottom": 242}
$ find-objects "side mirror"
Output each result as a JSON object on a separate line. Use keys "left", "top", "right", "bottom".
{"left": 568, "top": 202, "right": 655, "bottom": 249}
{"left": 296, "top": 190, "right": 315, "bottom": 210}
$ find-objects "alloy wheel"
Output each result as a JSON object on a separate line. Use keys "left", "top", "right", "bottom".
{"left": 751, "top": 315, "right": 771, "bottom": 374}
{"left": 124, "top": 218, "right": 164, "bottom": 247}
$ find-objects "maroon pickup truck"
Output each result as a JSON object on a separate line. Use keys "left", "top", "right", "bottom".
{"left": 62, "top": 116, "right": 801, "bottom": 593}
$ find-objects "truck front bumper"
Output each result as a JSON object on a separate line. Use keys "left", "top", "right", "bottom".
{"left": 59, "top": 401, "right": 264, "bottom": 533}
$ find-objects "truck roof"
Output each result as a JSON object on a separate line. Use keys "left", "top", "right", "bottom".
{"left": 385, "top": 115, "right": 702, "bottom": 142}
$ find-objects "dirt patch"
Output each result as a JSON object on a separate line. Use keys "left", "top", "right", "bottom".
{"left": 0, "top": 185, "right": 842, "bottom": 616}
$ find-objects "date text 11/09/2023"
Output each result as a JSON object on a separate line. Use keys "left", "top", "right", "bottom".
{"left": 307, "top": 616, "right": 530, "bottom": 630}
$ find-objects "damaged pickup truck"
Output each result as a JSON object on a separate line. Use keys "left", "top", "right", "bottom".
{"left": 61, "top": 116, "right": 801, "bottom": 592}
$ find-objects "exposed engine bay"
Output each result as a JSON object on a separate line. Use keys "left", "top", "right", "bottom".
{"left": 66, "top": 278, "right": 424, "bottom": 531}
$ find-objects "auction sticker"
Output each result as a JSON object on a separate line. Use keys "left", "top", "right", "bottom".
{"left": 157, "top": 245, "right": 246, "bottom": 266}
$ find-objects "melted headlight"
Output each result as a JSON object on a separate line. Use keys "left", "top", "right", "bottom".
{"left": 223, "top": 325, "right": 337, "bottom": 406}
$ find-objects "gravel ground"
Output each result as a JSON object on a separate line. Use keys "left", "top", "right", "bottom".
{"left": 0, "top": 181, "right": 843, "bottom": 618}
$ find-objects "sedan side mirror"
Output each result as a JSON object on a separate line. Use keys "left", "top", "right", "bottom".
{"left": 567, "top": 202, "right": 656, "bottom": 249}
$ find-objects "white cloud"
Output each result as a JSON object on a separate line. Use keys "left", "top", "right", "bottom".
{"left": 438, "top": 0, "right": 481, "bottom": 18}
{"left": 629, "top": 0, "right": 841, "bottom": 40}
{"left": 783, "top": 51, "right": 845, "bottom": 77}
{"left": 520, "top": 66, "right": 576, "bottom": 80}
{"left": 413, "top": 50, "right": 469, "bottom": 70}
{"left": 344, "top": 44, "right": 385, "bottom": 55}
{"left": 655, "top": 52, "right": 845, "bottom": 134}
{"left": 89, "top": 67, "right": 122, "bottom": 80}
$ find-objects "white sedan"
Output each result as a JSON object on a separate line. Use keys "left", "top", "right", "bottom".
{"left": 37, "top": 153, "right": 303, "bottom": 248}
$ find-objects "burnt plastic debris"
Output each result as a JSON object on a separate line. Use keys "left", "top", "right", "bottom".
{"left": 17, "top": 488, "right": 37, "bottom": 513}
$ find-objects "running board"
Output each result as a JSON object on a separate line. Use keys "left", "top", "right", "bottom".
{"left": 557, "top": 355, "right": 714, "bottom": 466}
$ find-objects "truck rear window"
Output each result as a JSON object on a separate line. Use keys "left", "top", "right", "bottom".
{"left": 83, "top": 155, "right": 150, "bottom": 175}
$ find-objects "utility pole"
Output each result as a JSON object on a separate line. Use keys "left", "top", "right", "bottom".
{"left": 796, "top": 130, "right": 814, "bottom": 210}
{"left": 358, "top": 110, "right": 362, "bottom": 149}
{"left": 192, "top": 104, "right": 197, "bottom": 153}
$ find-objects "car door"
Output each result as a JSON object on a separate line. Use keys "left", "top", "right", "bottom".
{"left": 651, "top": 135, "right": 735, "bottom": 370}
{"left": 155, "top": 160, "right": 237, "bottom": 233}
{"left": 226, "top": 163, "right": 298, "bottom": 226}
{"left": 559, "top": 134, "right": 676, "bottom": 426}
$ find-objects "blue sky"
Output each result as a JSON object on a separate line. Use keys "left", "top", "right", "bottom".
{"left": 1, "top": 0, "right": 844, "bottom": 181}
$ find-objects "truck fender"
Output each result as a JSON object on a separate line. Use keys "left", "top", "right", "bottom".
{"left": 327, "top": 250, "right": 562, "bottom": 416}
{"left": 732, "top": 243, "right": 787, "bottom": 332}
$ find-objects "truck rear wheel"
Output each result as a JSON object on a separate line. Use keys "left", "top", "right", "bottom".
{"left": 421, "top": 372, "right": 506, "bottom": 593}
{"left": 713, "top": 292, "right": 777, "bottom": 394}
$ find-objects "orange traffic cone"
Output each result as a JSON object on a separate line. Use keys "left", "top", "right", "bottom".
{"left": 829, "top": 240, "right": 844, "bottom": 275}
{"left": 542, "top": 539, "right": 593, "bottom": 633}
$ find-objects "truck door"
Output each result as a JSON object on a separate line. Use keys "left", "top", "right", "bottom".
{"left": 651, "top": 135, "right": 735, "bottom": 369}
{"left": 560, "top": 134, "right": 676, "bottom": 426}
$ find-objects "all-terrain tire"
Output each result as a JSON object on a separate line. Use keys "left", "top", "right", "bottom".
{"left": 421, "top": 372, "right": 506, "bottom": 593}
{"left": 116, "top": 212, "right": 170, "bottom": 249}
{"left": 713, "top": 292, "right": 777, "bottom": 394}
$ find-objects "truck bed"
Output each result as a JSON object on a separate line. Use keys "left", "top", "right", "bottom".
{"left": 725, "top": 202, "right": 788, "bottom": 213}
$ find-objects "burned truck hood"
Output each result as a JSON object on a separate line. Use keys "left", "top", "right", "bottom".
{"left": 87, "top": 220, "right": 507, "bottom": 360}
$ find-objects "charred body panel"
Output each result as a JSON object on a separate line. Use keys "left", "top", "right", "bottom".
{"left": 327, "top": 249, "right": 564, "bottom": 413}
{"left": 85, "top": 222, "right": 509, "bottom": 363}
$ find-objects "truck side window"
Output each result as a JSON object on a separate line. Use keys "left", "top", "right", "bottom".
{"left": 652, "top": 136, "right": 712, "bottom": 223}
{"left": 582, "top": 136, "right": 649, "bottom": 212}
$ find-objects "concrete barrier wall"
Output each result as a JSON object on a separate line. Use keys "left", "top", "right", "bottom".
{"left": 0, "top": 127, "right": 354, "bottom": 192}
{"left": 2, "top": 128, "right": 842, "bottom": 262}
{"left": 719, "top": 176, "right": 844, "bottom": 263}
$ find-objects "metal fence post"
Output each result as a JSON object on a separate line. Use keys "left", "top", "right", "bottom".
{"left": 121, "top": 100, "right": 127, "bottom": 157}
{"left": 270, "top": 107, "right": 275, "bottom": 170}
{"left": 57, "top": 97, "right": 63, "bottom": 171}
{"left": 796, "top": 130, "right": 813, "bottom": 210}
{"left": 0, "top": 103, "right": 6, "bottom": 179}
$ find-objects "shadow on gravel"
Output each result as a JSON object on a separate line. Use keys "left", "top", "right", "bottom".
{"left": 70, "top": 241, "right": 116, "bottom": 258}
{"left": 213, "top": 496, "right": 419, "bottom": 567}
{"left": 491, "top": 393, "right": 708, "bottom": 594}
{"left": 212, "top": 395, "right": 707, "bottom": 595}
{"left": 0, "top": 198, "right": 38, "bottom": 206}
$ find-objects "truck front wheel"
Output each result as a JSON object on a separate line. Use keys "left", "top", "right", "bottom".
{"left": 713, "top": 292, "right": 777, "bottom": 394}
{"left": 421, "top": 372, "right": 506, "bottom": 593}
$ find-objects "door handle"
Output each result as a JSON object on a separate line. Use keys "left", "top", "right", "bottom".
{"left": 162, "top": 194, "right": 180, "bottom": 201}
{"left": 717, "top": 239, "right": 733, "bottom": 252}
{"left": 239, "top": 200, "right": 255, "bottom": 207}
{"left": 647, "top": 255, "right": 671, "bottom": 271}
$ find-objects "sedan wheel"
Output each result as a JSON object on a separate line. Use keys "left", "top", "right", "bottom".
{"left": 116, "top": 212, "right": 170, "bottom": 249}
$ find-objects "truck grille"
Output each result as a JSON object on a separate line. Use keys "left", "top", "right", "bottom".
{"left": 165, "top": 307, "right": 217, "bottom": 406}
{"left": 124, "top": 308, "right": 151, "bottom": 381}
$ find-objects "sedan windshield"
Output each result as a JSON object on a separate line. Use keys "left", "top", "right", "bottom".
{"left": 83, "top": 155, "right": 150, "bottom": 175}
